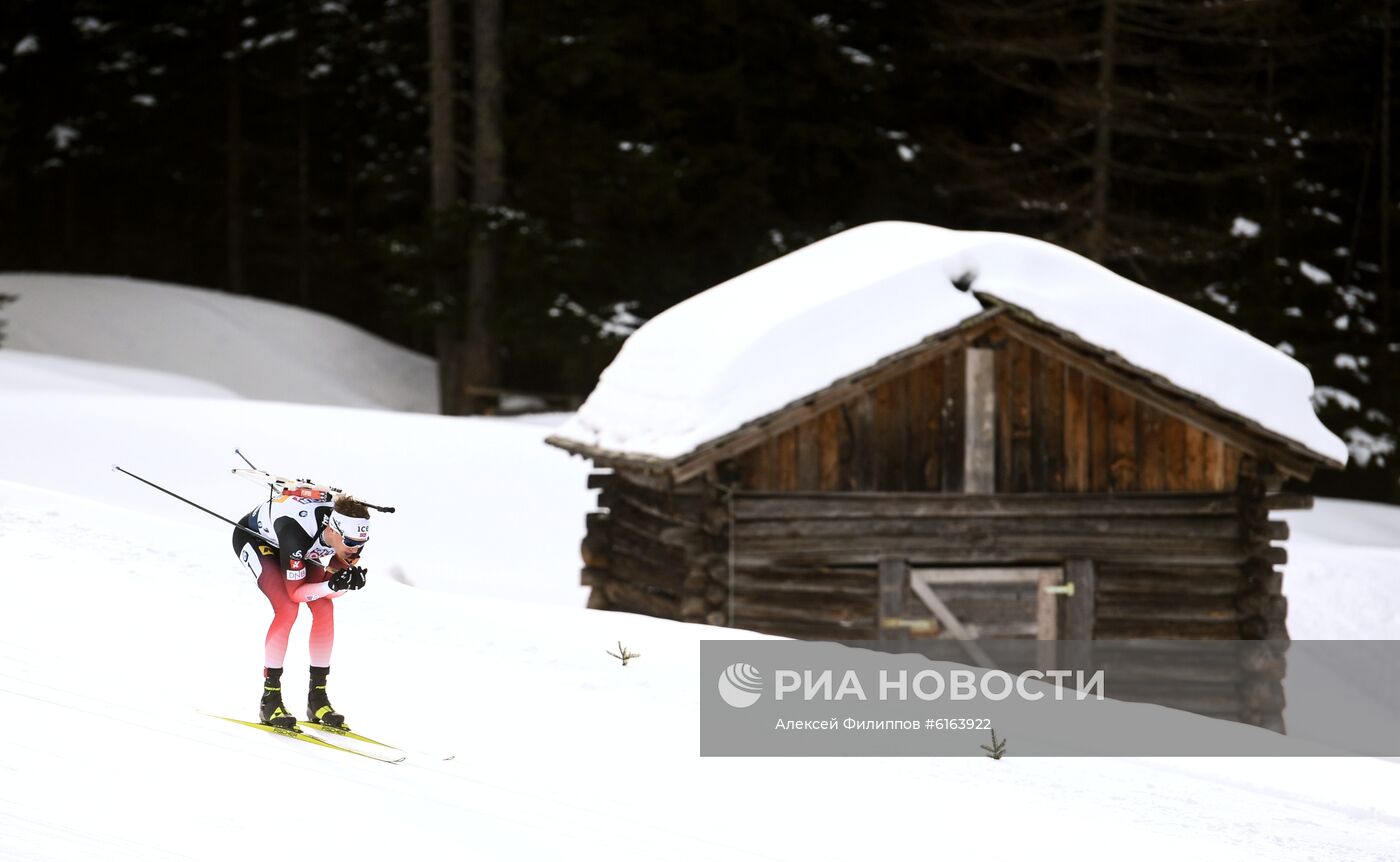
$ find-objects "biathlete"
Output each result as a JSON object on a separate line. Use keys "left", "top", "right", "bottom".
{"left": 232, "top": 487, "right": 371, "bottom": 729}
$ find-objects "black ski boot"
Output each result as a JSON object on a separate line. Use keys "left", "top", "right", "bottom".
{"left": 259, "top": 667, "right": 297, "bottom": 729}
{"left": 307, "top": 666, "right": 347, "bottom": 728}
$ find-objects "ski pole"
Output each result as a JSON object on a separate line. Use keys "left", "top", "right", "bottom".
{"left": 112, "top": 465, "right": 266, "bottom": 543}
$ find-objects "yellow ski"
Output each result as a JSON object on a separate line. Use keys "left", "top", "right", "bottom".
{"left": 298, "top": 722, "right": 454, "bottom": 761}
{"left": 205, "top": 713, "right": 404, "bottom": 763}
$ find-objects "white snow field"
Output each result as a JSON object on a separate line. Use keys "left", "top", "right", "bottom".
{"left": 1283, "top": 498, "right": 1400, "bottom": 640}
{"left": 0, "top": 274, "right": 439, "bottom": 412}
{"left": 2, "top": 275, "right": 1400, "bottom": 861}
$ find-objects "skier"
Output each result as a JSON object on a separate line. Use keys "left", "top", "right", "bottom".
{"left": 231, "top": 487, "right": 371, "bottom": 730}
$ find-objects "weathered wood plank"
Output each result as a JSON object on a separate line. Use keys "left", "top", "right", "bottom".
{"left": 1096, "top": 597, "right": 1248, "bottom": 623}
{"left": 730, "top": 596, "right": 876, "bottom": 625}
{"left": 996, "top": 339, "right": 1013, "bottom": 494}
{"left": 1204, "top": 434, "right": 1226, "bottom": 491}
{"left": 1008, "top": 340, "right": 1033, "bottom": 492}
{"left": 915, "top": 583, "right": 1041, "bottom": 602}
{"left": 923, "top": 357, "right": 944, "bottom": 491}
{"left": 1265, "top": 492, "right": 1313, "bottom": 511}
{"left": 942, "top": 348, "right": 966, "bottom": 492}
{"left": 1036, "top": 568, "right": 1060, "bottom": 639}
{"left": 775, "top": 428, "right": 798, "bottom": 492}
{"left": 893, "top": 373, "right": 913, "bottom": 491}
{"left": 606, "top": 548, "right": 686, "bottom": 596}
{"left": 606, "top": 527, "right": 687, "bottom": 571}
{"left": 965, "top": 347, "right": 997, "bottom": 493}
{"left": 586, "top": 586, "right": 612, "bottom": 610}
{"left": 872, "top": 379, "right": 895, "bottom": 490}
{"left": 1029, "top": 348, "right": 1047, "bottom": 491}
{"left": 600, "top": 488, "right": 724, "bottom": 536}
{"left": 1039, "top": 353, "right": 1067, "bottom": 492}
{"left": 1222, "top": 443, "right": 1242, "bottom": 490}
{"left": 601, "top": 580, "right": 678, "bottom": 617}
{"left": 1108, "top": 387, "right": 1137, "bottom": 491}
{"left": 603, "top": 495, "right": 698, "bottom": 539}
{"left": 736, "top": 532, "right": 1247, "bottom": 557}
{"left": 587, "top": 472, "right": 616, "bottom": 490}
{"left": 1088, "top": 378, "right": 1111, "bottom": 492}
{"left": 734, "top": 516, "right": 1241, "bottom": 541}
{"left": 1164, "top": 415, "right": 1189, "bottom": 492}
{"left": 878, "top": 557, "right": 910, "bottom": 643}
{"left": 901, "top": 361, "right": 924, "bottom": 492}
{"left": 732, "top": 491, "right": 1241, "bottom": 519}
{"left": 817, "top": 408, "right": 842, "bottom": 491}
{"left": 1096, "top": 572, "right": 1244, "bottom": 596}
{"left": 896, "top": 369, "right": 918, "bottom": 492}
{"left": 1183, "top": 423, "right": 1207, "bottom": 489}
{"left": 795, "top": 417, "right": 820, "bottom": 492}
{"left": 1093, "top": 620, "right": 1245, "bottom": 639}
{"left": 1064, "top": 366, "right": 1089, "bottom": 492}
{"left": 1138, "top": 403, "right": 1167, "bottom": 491}
{"left": 912, "top": 567, "right": 1062, "bottom": 584}
{"left": 1064, "top": 558, "right": 1096, "bottom": 640}
{"left": 737, "top": 445, "right": 767, "bottom": 491}
{"left": 730, "top": 574, "right": 876, "bottom": 597}
{"left": 848, "top": 394, "right": 876, "bottom": 490}
{"left": 735, "top": 546, "right": 1258, "bottom": 568}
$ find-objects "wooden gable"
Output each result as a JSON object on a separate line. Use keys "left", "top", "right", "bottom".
{"left": 725, "top": 320, "right": 1248, "bottom": 494}
{"left": 555, "top": 304, "right": 1332, "bottom": 484}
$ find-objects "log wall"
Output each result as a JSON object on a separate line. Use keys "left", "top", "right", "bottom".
{"left": 578, "top": 466, "right": 1298, "bottom": 730}
{"left": 581, "top": 472, "right": 729, "bottom": 625}
{"left": 582, "top": 477, "right": 1294, "bottom": 639}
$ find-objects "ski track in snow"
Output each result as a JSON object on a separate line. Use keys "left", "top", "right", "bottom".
{"left": 4, "top": 493, "right": 1400, "bottom": 861}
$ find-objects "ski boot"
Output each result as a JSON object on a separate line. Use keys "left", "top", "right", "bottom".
{"left": 307, "top": 666, "right": 347, "bottom": 728}
{"left": 259, "top": 667, "right": 297, "bottom": 729}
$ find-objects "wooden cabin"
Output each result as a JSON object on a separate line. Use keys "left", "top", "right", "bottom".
{"left": 547, "top": 222, "right": 1346, "bottom": 728}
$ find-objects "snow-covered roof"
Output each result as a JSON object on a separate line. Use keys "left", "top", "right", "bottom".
{"left": 549, "top": 222, "right": 1347, "bottom": 468}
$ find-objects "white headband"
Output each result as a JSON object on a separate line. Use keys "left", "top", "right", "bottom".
{"left": 329, "top": 511, "right": 370, "bottom": 543}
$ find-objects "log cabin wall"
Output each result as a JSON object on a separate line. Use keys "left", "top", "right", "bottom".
{"left": 719, "top": 489, "right": 1289, "bottom": 640}
{"left": 582, "top": 472, "right": 729, "bottom": 625}
{"left": 582, "top": 478, "right": 1293, "bottom": 641}
{"left": 730, "top": 326, "right": 1246, "bottom": 495}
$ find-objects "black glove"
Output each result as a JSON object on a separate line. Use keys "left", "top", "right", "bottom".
{"left": 329, "top": 565, "right": 367, "bottom": 592}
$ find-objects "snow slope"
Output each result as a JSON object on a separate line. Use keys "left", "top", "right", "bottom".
{"left": 3, "top": 274, "right": 1400, "bottom": 861}
{"left": 0, "top": 350, "right": 239, "bottom": 398}
{"left": 4, "top": 483, "right": 1400, "bottom": 862}
{"left": 0, "top": 386, "right": 593, "bottom": 607}
{"left": 1283, "top": 499, "right": 1400, "bottom": 640}
{"left": 0, "top": 274, "right": 438, "bottom": 412}
{"left": 553, "top": 222, "right": 1345, "bottom": 466}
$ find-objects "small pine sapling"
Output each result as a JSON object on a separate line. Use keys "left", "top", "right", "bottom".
{"left": 981, "top": 728, "right": 1007, "bottom": 760}
{"left": 606, "top": 641, "right": 641, "bottom": 666}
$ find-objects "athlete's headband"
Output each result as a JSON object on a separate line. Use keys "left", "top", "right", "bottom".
{"left": 329, "top": 511, "right": 370, "bottom": 545}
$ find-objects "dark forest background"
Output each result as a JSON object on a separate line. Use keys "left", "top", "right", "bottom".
{"left": 0, "top": 0, "right": 1394, "bottom": 501}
